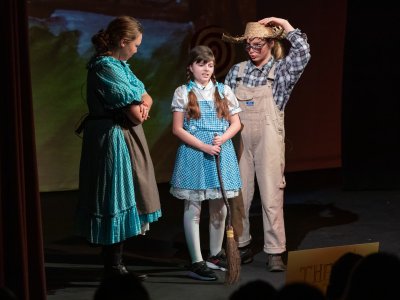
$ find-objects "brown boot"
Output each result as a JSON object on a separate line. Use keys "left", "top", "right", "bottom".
{"left": 266, "top": 254, "right": 286, "bottom": 272}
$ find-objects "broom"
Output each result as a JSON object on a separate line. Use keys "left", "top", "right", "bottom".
{"left": 214, "top": 136, "right": 241, "bottom": 284}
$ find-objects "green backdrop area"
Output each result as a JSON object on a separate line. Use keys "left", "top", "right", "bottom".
{"left": 30, "top": 2, "right": 346, "bottom": 192}
{"left": 30, "top": 10, "right": 191, "bottom": 191}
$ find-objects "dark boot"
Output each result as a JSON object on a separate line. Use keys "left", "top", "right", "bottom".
{"left": 102, "top": 243, "right": 129, "bottom": 277}
{"left": 102, "top": 243, "right": 147, "bottom": 281}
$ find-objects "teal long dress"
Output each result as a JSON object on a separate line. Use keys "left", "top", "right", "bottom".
{"left": 76, "top": 56, "right": 161, "bottom": 245}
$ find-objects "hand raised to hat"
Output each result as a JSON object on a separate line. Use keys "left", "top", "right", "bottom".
{"left": 258, "top": 17, "right": 294, "bottom": 33}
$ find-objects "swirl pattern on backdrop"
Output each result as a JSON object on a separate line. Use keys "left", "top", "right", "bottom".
{"left": 191, "top": 25, "right": 235, "bottom": 80}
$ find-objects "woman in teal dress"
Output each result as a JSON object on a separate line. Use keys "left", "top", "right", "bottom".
{"left": 75, "top": 16, "right": 161, "bottom": 279}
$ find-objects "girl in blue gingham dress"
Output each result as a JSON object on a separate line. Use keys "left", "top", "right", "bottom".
{"left": 170, "top": 45, "right": 242, "bottom": 281}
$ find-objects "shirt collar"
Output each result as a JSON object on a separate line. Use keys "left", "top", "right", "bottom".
{"left": 247, "top": 57, "right": 274, "bottom": 75}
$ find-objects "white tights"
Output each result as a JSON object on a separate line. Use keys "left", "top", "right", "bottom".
{"left": 183, "top": 199, "right": 227, "bottom": 264}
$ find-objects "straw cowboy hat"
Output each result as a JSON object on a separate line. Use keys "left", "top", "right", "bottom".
{"left": 222, "top": 22, "right": 285, "bottom": 43}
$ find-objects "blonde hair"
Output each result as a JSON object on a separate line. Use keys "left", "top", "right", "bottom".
{"left": 271, "top": 39, "right": 286, "bottom": 59}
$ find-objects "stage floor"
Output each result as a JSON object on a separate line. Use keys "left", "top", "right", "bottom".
{"left": 41, "top": 168, "right": 400, "bottom": 300}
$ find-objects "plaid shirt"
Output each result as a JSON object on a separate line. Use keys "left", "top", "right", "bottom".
{"left": 224, "top": 28, "right": 311, "bottom": 111}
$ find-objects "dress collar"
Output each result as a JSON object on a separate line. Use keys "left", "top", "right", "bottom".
{"left": 193, "top": 80, "right": 214, "bottom": 91}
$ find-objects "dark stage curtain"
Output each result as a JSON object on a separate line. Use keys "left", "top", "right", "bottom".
{"left": 342, "top": 1, "right": 400, "bottom": 190}
{"left": 0, "top": 0, "right": 47, "bottom": 299}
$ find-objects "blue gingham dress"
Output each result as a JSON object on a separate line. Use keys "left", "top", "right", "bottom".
{"left": 170, "top": 81, "right": 242, "bottom": 201}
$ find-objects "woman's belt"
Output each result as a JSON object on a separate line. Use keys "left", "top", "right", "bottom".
{"left": 74, "top": 113, "right": 114, "bottom": 135}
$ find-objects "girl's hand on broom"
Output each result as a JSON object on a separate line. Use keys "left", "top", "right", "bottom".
{"left": 203, "top": 143, "right": 221, "bottom": 156}
{"left": 213, "top": 134, "right": 224, "bottom": 146}
{"left": 204, "top": 133, "right": 221, "bottom": 155}
{"left": 213, "top": 135, "right": 224, "bottom": 146}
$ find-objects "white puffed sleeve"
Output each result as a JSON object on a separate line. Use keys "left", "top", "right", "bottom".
{"left": 171, "top": 85, "right": 188, "bottom": 112}
{"left": 224, "top": 84, "right": 242, "bottom": 115}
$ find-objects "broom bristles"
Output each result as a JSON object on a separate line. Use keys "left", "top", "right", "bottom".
{"left": 225, "top": 226, "right": 241, "bottom": 284}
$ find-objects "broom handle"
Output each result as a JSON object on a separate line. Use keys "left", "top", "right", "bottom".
{"left": 214, "top": 134, "right": 232, "bottom": 227}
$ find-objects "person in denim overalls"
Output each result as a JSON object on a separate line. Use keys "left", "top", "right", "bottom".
{"left": 223, "top": 17, "right": 311, "bottom": 271}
